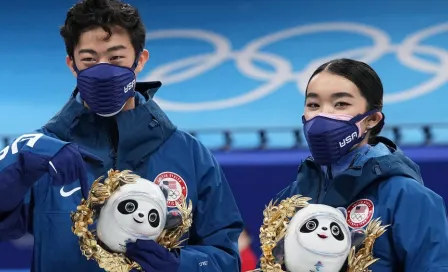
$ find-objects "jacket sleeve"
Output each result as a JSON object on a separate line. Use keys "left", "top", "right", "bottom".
{"left": 177, "top": 142, "right": 244, "bottom": 272}
{"left": 0, "top": 129, "right": 59, "bottom": 240}
{"left": 392, "top": 179, "right": 448, "bottom": 271}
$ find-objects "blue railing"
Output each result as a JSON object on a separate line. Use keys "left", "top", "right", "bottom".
{"left": 1, "top": 123, "right": 448, "bottom": 150}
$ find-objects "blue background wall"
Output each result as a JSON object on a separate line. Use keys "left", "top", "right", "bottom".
{"left": 1, "top": 0, "right": 448, "bottom": 139}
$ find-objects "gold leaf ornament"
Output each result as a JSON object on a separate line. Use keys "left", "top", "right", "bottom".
{"left": 347, "top": 218, "right": 389, "bottom": 272}
{"left": 71, "top": 169, "right": 193, "bottom": 272}
{"left": 258, "top": 195, "right": 311, "bottom": 272}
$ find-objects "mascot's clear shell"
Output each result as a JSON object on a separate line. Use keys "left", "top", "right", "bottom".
{"left": 96, "top": 178, "right": 167, "bottom": 253}
{"left": 284, "top": 204, "right": 351, "bottom": 272}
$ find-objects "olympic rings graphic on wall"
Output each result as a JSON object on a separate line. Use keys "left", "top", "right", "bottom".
{"left": 141, "top": 22, "right": 448, "bottom": 111}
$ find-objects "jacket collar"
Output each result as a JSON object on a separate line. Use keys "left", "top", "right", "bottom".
{"left": 44, "top": 81, "right": 176, "bottom": 168}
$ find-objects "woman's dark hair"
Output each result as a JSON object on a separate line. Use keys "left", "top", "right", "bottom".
{"left": 60, "top": 0, "right": 146, "bottom": 58}
{"left": 306, "top": 58, "right": 385, "bottom": 143}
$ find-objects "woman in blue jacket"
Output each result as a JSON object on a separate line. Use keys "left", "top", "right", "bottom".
{"left": 274, "top": 58, "right": 448, "bottom": 271}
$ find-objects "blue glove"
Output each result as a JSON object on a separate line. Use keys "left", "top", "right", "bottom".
{"left": 47, "top": 143, "right": 101, "bottom": 199}
{"left": 126, "top": 240, "right": 180, "bottom": 272}
{"left": 19, "top": 141, "right": 102, "bottom": 200}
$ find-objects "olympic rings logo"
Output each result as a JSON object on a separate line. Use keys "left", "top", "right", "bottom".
{"left": 141, "top": 22, "right": 448, "bottom": 111}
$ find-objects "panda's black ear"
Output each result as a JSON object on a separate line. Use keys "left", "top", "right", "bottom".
{"left": 165, "top": 210, "right": 183, "bottom": 230}
{"left": 159, "top": 186, "right": 169, "bottom": 200}
{"left": 272, "top": 237, "right": 285, "bottom": 263}
{"left": 336, "top": 207, "right": 348, "bottom": 218}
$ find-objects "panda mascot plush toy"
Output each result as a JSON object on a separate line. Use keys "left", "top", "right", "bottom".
{"left": 282, "top": 204, "right": 365, "bottom": 272}
{"left": 96, "top": 177, "right": 181, "bottom": 253}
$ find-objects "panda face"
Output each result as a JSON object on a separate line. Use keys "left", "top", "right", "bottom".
{"left": 117, "top": 199, "right": 160, "bottom": 227}
{"left": 296, "top": 215, "right": 348, "bottom": 254}
{"left": 113, "top": 195, "right": 164, "bottom": 238}
{"left": 300, "top": 219, "right": 345, "bottom": 241}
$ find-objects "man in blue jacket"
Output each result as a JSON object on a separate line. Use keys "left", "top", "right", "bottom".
{"left": 0, "top": 0, "right": 243, "bottom": 271}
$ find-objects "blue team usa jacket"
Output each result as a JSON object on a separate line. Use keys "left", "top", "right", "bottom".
{"left": 275, "top": 137, "right": 448, "bottom": 272}
{"left": 0, "top": 82, "right": 243, "bottom": 272}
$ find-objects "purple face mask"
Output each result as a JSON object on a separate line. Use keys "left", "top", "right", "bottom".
{"left": 302, "top": 110, "right": 379, "bottom": 165}
{"left": 75, "top": 63, "right": 137, "bottom": 117}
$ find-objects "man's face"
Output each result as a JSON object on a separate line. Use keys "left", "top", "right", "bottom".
{"left": 66, "top": 26, "right": 149, "bottom": 76}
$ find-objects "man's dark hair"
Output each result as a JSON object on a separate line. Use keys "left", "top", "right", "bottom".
{"left": 60, "top": 0, "right": 146, "bottom": 58}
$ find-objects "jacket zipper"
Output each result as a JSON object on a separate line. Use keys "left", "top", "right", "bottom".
{"left": 315, "top": 186, "right": 321, "bottom": 204}
{"left": 111, "top": 146, "right": 118, "bottom": 169}
{"left": 319, "top": 164, "right": 362, "bottom": 203}
{"left": 315, "top": 170, "right": 325, "bottom": 203}
{"left": 106, "top": 118, "right": 119, "bottom": 170}
{"left": 320, "top": 165, "right": 334, "bottom": 202}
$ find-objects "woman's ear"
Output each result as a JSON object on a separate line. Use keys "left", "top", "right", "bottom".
{"left": 366, "top": 112, "right": 383, "bottom": 130}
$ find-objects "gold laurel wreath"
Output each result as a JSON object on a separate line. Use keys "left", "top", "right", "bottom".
{"left": 347, "top": 218, "right": 389, "bottom": 272}
{"left": 253, "top": 195, "right": 388, "bottom": 272}
{"left": 70, "top": 169, "right": 193, "bottom": 272}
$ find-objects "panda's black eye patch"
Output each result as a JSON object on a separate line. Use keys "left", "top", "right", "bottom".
{"left": 330, "top": 222, "right": 345, "bottom": 241}
{"left": 300, "top": 219, "right": 319, "bottom": 233}
{"left": 117, "top": 200, "right": 138, "bottom": 214}
{"left": 148, "top": 209, "right": 160, "bottom": 228}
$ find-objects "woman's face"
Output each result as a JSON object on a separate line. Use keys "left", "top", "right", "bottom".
{"left": 304, "top": 71, "right": 370, "bottom": 133}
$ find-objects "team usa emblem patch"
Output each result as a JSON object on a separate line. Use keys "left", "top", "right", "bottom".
{"left": 346, "top": 199, "right": 374, "bottom": 228}
{"left": 154, "top": 172, "right": 188, "bottom": 208}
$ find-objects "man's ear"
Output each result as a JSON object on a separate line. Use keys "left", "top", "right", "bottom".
{"left": 66, "top": 56, "right": 77, "bottom": 77}
{"left": 134, "top": 49, "right": 150, "bottom": 74}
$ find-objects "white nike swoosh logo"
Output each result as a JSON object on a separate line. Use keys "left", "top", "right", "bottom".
{"left": 60, "top": 186, "right": 81, "bottom": 197}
